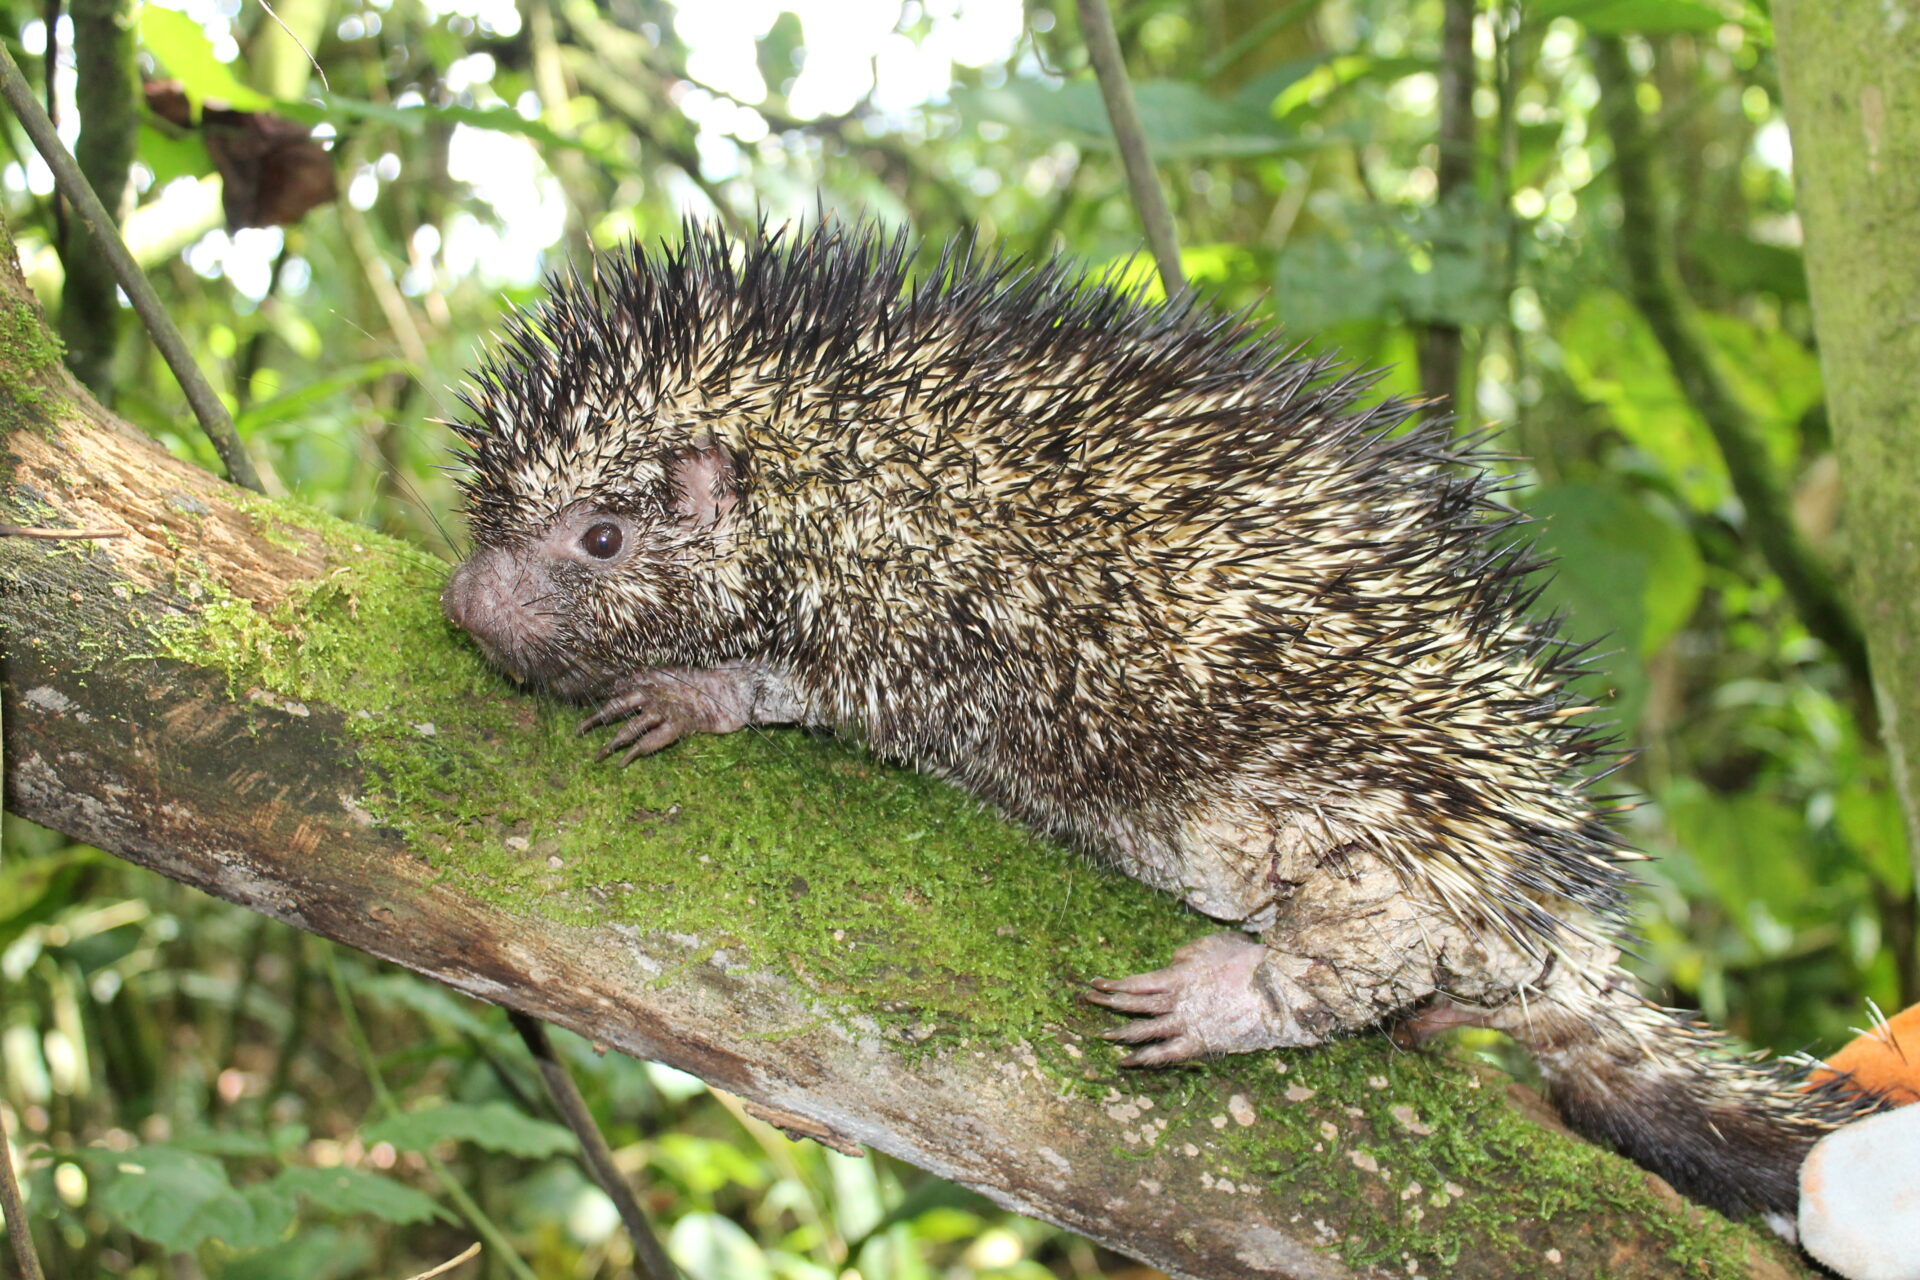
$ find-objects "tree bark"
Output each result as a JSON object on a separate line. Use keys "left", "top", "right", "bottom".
{"left": 1775, "top": 3, "right": 1920, "bottom": 938}
{"left": 0, "top": 222, "right": 1809, "bottom": 1279}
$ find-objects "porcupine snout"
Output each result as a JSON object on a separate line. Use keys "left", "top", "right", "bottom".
{"left": 441, "top": 545, "right": 553, "bottom": 684}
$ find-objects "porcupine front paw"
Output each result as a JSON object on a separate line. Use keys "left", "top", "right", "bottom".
{"left": 1087, "top": 932, "right": 1310, "bottom": 1066}
{"left": 578, "top": 667, "right": 754, "bottom": 764}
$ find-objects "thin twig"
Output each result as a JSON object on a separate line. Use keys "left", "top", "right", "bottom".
{"left": 0, "top": 41, "right": 264, "bottom": 492}
{"left": 400, "top": 1242, "right": 481, "bottom": 1280}
{"left": 1076, "top": 0, "right": 1185, "bottom": 295}
{"left": 0, "top": 524, "right": 124, "bottom": 539}
{"left": 0, "top": 1091, "right": 45, "bottom": 1280}
{"left": 0, "top": 693, "right": 49, "bottom": 1280}
{"left": 508, "top": 1012, "right": 680, "bottom": 1280}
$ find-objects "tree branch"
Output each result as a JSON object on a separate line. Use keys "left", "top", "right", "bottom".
{"left": 1416, "top": 0, "right": 1476, "bottom": 411}
{"left": 1077, "top": 0, "right": 1185, "bottom": 294}
{"left": 0, "top": 42, "right": 263, "bottom": 493}
{"left": 0, "top": 219, "right": 1810, "bottom": 1280}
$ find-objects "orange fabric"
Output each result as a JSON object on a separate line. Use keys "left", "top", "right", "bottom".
{"left": 1810, "top": 1001, "right": 1920, "bottom": 1106}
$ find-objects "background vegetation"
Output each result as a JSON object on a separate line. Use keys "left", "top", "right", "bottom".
{"left": 2, "top": 0, "right": 1913, "bottom": 1276}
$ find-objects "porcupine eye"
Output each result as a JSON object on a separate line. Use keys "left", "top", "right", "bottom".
{"left": 580, "top": 522, "right": 624, "bottom": 560}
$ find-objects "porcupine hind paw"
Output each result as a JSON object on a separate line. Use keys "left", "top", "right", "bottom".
{"left": 578, "top": 667, "right": 755, "bottom": 764}
{"left": 1087, "top": 932, "right": 1307, "bottom": 1066}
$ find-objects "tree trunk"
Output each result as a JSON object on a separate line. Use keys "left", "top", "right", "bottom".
{"left": 1776, "top": 3, "right": 1920, "bottom": 957}
{"left": 0, "top": 221, "right": 1809, "bottom": 1280}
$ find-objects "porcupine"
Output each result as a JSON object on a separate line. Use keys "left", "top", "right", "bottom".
{"left": 439, "top": 220, "right": 1878, "bottom": 1226}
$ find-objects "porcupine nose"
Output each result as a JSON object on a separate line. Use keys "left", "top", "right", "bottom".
{"left": 442, "top": 546, "right": 549, "bottom": 679}
{"left": 440, "top": 550, "right": 496, "bottom": 636}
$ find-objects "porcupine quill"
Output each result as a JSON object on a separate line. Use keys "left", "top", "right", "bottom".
{"left": 441, "top": 219, "right": 1882, "bottom": 1228}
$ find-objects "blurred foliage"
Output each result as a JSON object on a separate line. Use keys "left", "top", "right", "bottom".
{"left": 1, "top": 0, "right": 1914, "bottom": 1276}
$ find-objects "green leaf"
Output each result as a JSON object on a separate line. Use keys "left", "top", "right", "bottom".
{"left": 0, "top": 846, "right": 105, "bottom": 952}
{"left": 363, "top": 1102, "right": 574, "bottom": 1159}
{"left": 1661, "top": 777, "right": 1819, "bottom": 941}
{"left": 281, "top": 96, "right": 628, "bottom": 168}
{"left": 1557, "top": 289, "right": 1728, "bottom": 509}
{"left": 272, "top": 1166, "right": 449, "bottom": 1226}
{"left": 355, "top": 973, "right": 499, "bottom": 1039}
{"left": 1833, "top": 781, "right": 1913, "bottom": 893}
{"left": 653, "top": 1132, "right": 772, "bottom": 1195}
{"left": 98, "top": 1146, "right": 294, "bottom": 1253}
{"left": 1688, "top": 230, "right": 1809, "bottom": 304}
{"left": 137, "top": 7, "right": 273, "bottom": 112}
{"left": 217, "top": 1225, "right": 374, "bottom": 1280}
{"left": 136, "top": 120, "right": 214, "bottom": 186}
{"left": 1521, "top": 483, "right": 1704, "bottom": 736}
{"left": 950, "top": 80, "right": 1330, "bottom": 159}
{"left": 170, "top": 1129, "right": 277, "bottom": 1159}
{"left": 1271, "top": 55, "right": 1436, "bottom": 119}
{"left": 235, "top": 360, "right": 413, "bottom": 435}
{"left": 1695, "top": 312, "right": 1821, "bottom": 471}
{"left": 1526, "top": 483, "right": 1704, "bottom": 656}
{"left": 1528, "top": 0, "right": 1745, "bottom": 34}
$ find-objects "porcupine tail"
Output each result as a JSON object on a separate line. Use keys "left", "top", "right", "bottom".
{"left": 1484, "top": 965, "right": 1884, "bottom": 1226}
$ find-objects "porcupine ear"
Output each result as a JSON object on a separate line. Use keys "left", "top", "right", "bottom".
{"left": 664, "top": 434, "right": 742, "bottom": 530}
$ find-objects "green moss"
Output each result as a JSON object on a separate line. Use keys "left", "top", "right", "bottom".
{"left": 0, "top": 249, "right": 66, "bottom": 435}
{"left": 144, "top": 507, "right": 1793, "bottom": 1277}
{"left": 153, "top": 507, "right": 1196, "bottom": 1047}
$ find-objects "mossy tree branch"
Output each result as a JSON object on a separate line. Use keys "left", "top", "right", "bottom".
{"left": 0, "top": 219, "right": 1808, "bottom": 1279}
{"left": 1775, "top": 4, "right": 1920, "bottom": 934}
{"left": 1590, "top": 36, "right": 1873, "bottom": 702}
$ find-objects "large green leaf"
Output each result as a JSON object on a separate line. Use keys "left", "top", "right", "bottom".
{"left": 235, "top": 360, "right": 413, "bottom": 435}
{"left": 98, "top": 1146, "right": 294, "bottom": 1254}
{"left": 218, "top": 1226, "right": 374, "bottom": 1280}
{"left": 1695, "top": 311, "right": 1820, "bottom": 471}
{"left": 1528, "top": 0, "right": 1750, "bottom": 34}
{"left": 1558, "top": 289, "right": 1727, "bottom": 509}
{"left": 1525, "top": 482, "right": 1703, "bottom": 657}
{"left": 137, "top": 7, "right": 273, "bottom": 112}
{"left": 1660, "top": 777, "right": 1820, "bottom": 942}
{"left": 1688, "top": 230, "right": 1810, "bottom": 304}
{"left": 1833, "top": 779, "right": 1914, "bottom": 893}
{"left": 272, "top": 1166, "right": 449, "bottom": 1226}
{"left": 1521, "top": 482, "right": 1705, "bottom": 736}
{"left": 363, "top": 1101, "right": 574, "bottom": 1158}
{"left": 1271, "top": 196, "right": 1508, "bottom": 331}
{"left": 950, "top": 80, "right": 1327, "bottom": 159}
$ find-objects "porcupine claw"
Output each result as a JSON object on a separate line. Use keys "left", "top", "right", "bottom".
{"left": 578, "top": 667, "right": 758, "bottom": 764}
{"left": 1087, "top": 931, "right": 1285, "bottom": 1066}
